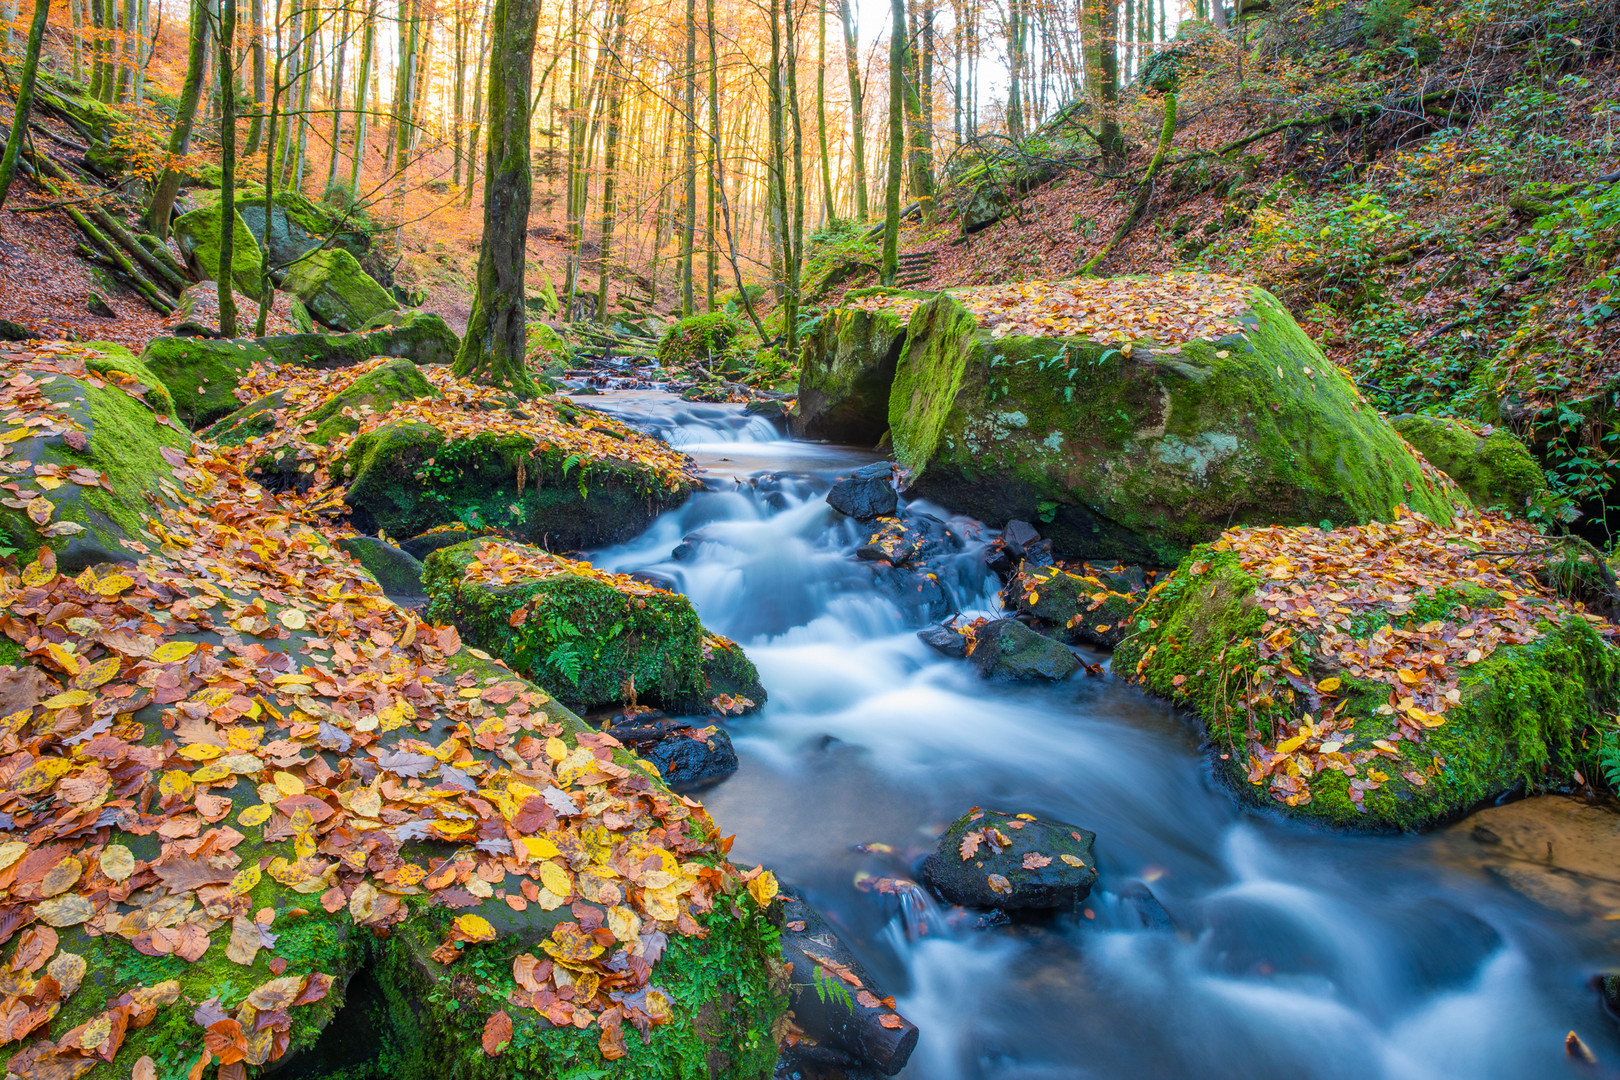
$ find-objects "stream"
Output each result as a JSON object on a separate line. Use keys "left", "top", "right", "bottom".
{"left": 573, "top": 389, "right": 1620, "bottom": 1080}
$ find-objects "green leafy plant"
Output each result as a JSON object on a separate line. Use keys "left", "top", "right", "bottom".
{"left": 811, "top": 965, "right": 853, "bottom": 1011}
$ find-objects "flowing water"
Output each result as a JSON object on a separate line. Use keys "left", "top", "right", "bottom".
{"left": 577, "top": 389, "right": 1620, "bottom": 1080}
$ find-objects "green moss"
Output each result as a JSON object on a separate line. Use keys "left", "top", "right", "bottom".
{"left": 305, "top": 359, "right": 438, "bottom": 443}
{"left": 888, "top": 286, "right": 1459, "bottom": 564}
{"left": 0, "top": 372, "right": 191, "bottom": 564}
{"left": 172, "top": 202, "right": 266, "bottom": 299}
{"left": 341, "top": 423, "right": 692, "bottom": 552}
{"left": 138, "top": 335, "right": 278, "bottom": 428}
{"left": 282, "top": 248, "right": 398, "bottom": 332}
{"left": 1120, "top": 549, "right": 1620, "bottom": 830}
{"left": 793, "top": 290, "right": 934, "bottom": 442}
{"left": 0, "top": 639, "right": 22, "bottom": 665}
{"left": 657, "top": 314, "right": 744, "bottom": 371}
{"left": 80, "top": 340, "right": 179, "bottom": 421}
{"left": 1391, "top": 413, "right": 1567, "bottom": 521}
{"left": 422, "top": 539, "right": 762, "bottom": 713}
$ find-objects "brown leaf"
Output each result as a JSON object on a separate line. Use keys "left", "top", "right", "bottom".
{"left": 482, "top": 1010, "right": 512, "bottom": 1056}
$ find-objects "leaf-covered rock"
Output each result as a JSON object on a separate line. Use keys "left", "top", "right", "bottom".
{"left": 0, "top": 343, "right": 192, "bottom": 568}
{"left": 137, "top": 335, "right": 279, "bottom": 428}
{"left": 422, "top": 538, "right": 765, "bottom": 717}
{"left": 1115, "top": 509, "right": 1620, "bottom": 831}
{"left": 922, "top": 808, "right": 1098, "bottom": 910}
{"left": 851, "top": 275, "right": 1461, "bottom": 565}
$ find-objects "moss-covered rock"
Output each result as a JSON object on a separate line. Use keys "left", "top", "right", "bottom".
{"left": 340, "top": 420, "right": 694, "bottom": 551}
{"left": 78, "top": 340, "right": 180, "bottom": 421}
{"left": 138, "top": 335, "right": 278, "bottom": 427}
{"left": 792, "top": 289, "right": 932, "bottom": 443}
{"left": 337, "top": 535, "right": 425, "bottom": 597}
{"left": 1392, "top": 413, "right": 1564, "bottom": 521}
{"left": 0, "top": 352, "right": 191, "bottom": 567}
{"left": 173, "top": 202, "right": 266, "bottom": 300}
{"left": 422, "top": 538, "right": 765, "bottom": 715}
{"left": 251, "top": 312, "right": 460, "bottom": 371}
{"left": 282, "top": 248, "right": 398, "bottom": 332}
{"left": 1116, "top": 527, "right": 1620, "bottom": 831}
{"left": 233, "top": 188, "right": 371, "bottom": 268}
{"left": 885, "top": 285, "right": 1460, "bottom": 565}
{"left": 970, "top": 618, "right": 1080, "bottom": 680}
{"left": 1011, "top": 561, "right": 1141, "bottom": 647}
{"left": 656, "top": 313, "right": 743, "bottom": 369}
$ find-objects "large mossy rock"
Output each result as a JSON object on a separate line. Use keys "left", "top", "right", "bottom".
{"left": 0, "top": 348, "right": 785, "bottom": 1080}
{"left": 340, "top": 419, "right": 694, "bottom": 551}
{"left": 234, "top": 188, "right": 370, "bottom": 268}
{"left": 254, "top": 313, "right": 460, "bottom": 370}
{"left": 203, "top": 358, "right": 440, "bottom": 478}
{"left": 138, "top": 335, "right": 278, "bottom": 428}
{"left": 884, "top": 285, "right": 1460, "bottom": 565}
{"left": 1115, "top": 513, "right": 1620, "bottom": 831}
{"left": 281, "top": 248, "right": 398, "bottom": 332}
{"left": 0, "top": 347, "right": 192, "bottom": 568}
{"left": 792, "top": 290, "right": 929, "bottom": 444}
{"left": 1391, "top": 414, "right": 1563, "bottom": 521}
{"left": 423, "top": 538, "right": 766, "bottom": 716}
{"left": 173, "top": 202, "right": 266, "bottom": 300}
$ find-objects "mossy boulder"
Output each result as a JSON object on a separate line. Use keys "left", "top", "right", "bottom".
{"left": 138, "top": 335, "right": 278, "bottom": 428}
{"left": 339, "top": 420, "right": 694, "bottom": 551}
{"left": 886, "top": 286, "right": 1460, "bottom": 565}
{"left": 78, "top": 340, "right": 180, "bottom": 421}
{"left": 281, "top": 248, "right": 398, "bottom": 332}
{"left": 1012, "top": 561, "right": 1141, "bottom": 647}
{"left": 254, "top": 312, "right": 459, "bottom": 370}
{"left": 336, "top": 535, "right": 425, "bottom": 598}
{"left": 970, "top": 618, "right": 1080, "bottom": 680}
{"left": 232, "top": 188, "right": 370, "bottom": 268}
{"left": 172, "top": 202, "right": 266, "bottom": 300}
{"left": 1392, "top": 414, "right": 1564, "bottom": 521}
{"left": 792, "top": 289, "right": 933, "bottom": 444}
{"left": 422, "top": 538, "right": 766, "bottom": 716}
{"left": 1116, "top": 536, "right": 1620, "bottom": 831}
{"left": 0, "top": 353, "right": 191, "bottom": 567}
{"left": 656, "top": 313, "right": 743, "bottom": 370}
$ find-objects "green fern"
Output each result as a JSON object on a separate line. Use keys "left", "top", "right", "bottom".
{"left": 1598, "top": 724, "right": 1620, "bottom": 792}
{"left": 811, "top": 966, "right": 853, "bottom": 1011}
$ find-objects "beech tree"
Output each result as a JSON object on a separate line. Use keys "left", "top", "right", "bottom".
{"left": 453, "top": 0, "right": 544, "bottom": 394}
{"left": 0, "top": 0, "right": 51, "bottom": 212}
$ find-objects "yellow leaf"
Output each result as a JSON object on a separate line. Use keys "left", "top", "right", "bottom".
{"left": 1316, "top": 677, "right": 1342, "bottom": 692}
{"left": 538, "top": 861, "right": 572, "bottom": 898}
{"left": 1274, "top": 733, "right": 1308, "bottom": 755}
{"left": 21, "top": 558, "right": 55, "bottom": 587}
{"left": 75, "top": 656, "right": 121, "bottom": 689}
{"left": 191, "top": 761, "right": 231, "bottom": 784}
{"left": 179, "top": 743, "right": 223, "bottom": 761}
{"left": 152, "top": 641, "right": 197, "bottom": 663}
{"left": 158, "top": 770, "right": 195, "bottom": 799}
{"left": 747, "top": 869, "right": 779, "bottom": 909}
{"left": 239, "top": 804, "right": 274, "bottom": 827}
{"left": 454, "top": 914, "right": 497, "bottom": 942}
{"left": 273, "top": 771, "right": 306, "bottom": 798}
{"left": 99, "top": 845, "right": 136, "bottom": 882}
{"left": 231, "top": 865, "right": 262, "bottom": 895}
{"left": 278, "top": 608, "right": 308, "bottom": 630}
{"left": 1396, "top": 668, "right": 1421, "bottom": 687}
{"left": 96, "top": 573, "right": 135, "bottom": 597}
{"left": 43, "top": 689, "right": 94, "bottom": 709}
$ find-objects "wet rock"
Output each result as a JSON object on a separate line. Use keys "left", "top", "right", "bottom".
{"left": 970, "top": 619, "right": 1079, "bottom": 680}
{"left": 827, "top": 462, "right": 897, "bottom": 520}
{"left": 399, "top": 526, "right": 482, "bottom": 560}
{"left": 922, "top": 808, "right": 1098, "bottom": 911}
{"left": 1602, "top": 974, "right": 1620, "bottom": 1020}
{"left": 870, "top": 564, "right": 952, "bottom": 623}
{"left": 337, "top": 536, "right": 425, "bottom": 600}
{"left": 1114, "top": 881, "right": 1176, "bottom": 932}
{"left": 779, "top": 893, "right": 919, "bottom": 1076}
{"left": 604, "top": 713, "right": 739, "bottom": 791}
{"left": 1010, "top": 560, "right": 1147, "bottom": 648}
{"left": 1392, "top": 413, "right": 1561, "bottom": 520}
{"left": 1000, "top": 519, "right": 1042, "bottom": 559}
{"left": 86, "top": 292, "right": 116, "bottom": 318}
{"left": 1434, "top": 796, "right": 1620, "bottom": 922}
{"left": 854, "top": 513, "right": 951, "bottom": 566}
{"left": 0, "top": 317, "right": 41, "bottom": 341}
{"left": 917, "top": 623, "right": 968, "bottom": 658}
{"left": 793, "top": 293, "right": 929, "bottom": 444}
{"left": 745, "top": 398, "right": 791, "bottom": 424}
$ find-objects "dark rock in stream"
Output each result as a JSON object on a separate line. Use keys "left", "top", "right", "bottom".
{"left": 1601, "top": 974, "right": 1620, "bottom": 1020}
{"left": 970, "top": 618, "right": 1080, "bottom": 680}
{"left": 604, "top": 712, "right": 739, "bottom": 791}
{"left": 923, "top": 808, "right": 1099, "bottom": 911}
{"left": 338, "top": 536, "right": 425, "bottom": 600}
{"left": 827, "top": 462, "right": 898, "bottom": 520}
{"left": 779, "top": 893, "right": 920, "bottom": 1076}
{"left": 917, "top": 623, "right": 968, "bottom": 658}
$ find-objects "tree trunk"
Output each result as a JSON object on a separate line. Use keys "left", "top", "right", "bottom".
{"left": 243, "top": 0, "right": 266, "bottom": 152}
{"left": 837, "top": 0, "right": 868, "bottom": 220}
{"left": 217, "top": 0, "right": 239, "bottom": 336}
{"left": 816, "top": 4, "right": 835, "bottom": 221}
{"left": 783, "top": 0, "right": 805, "bottom": 363}
{"left": 881, "top": 0, "right": 903, "bottom": 285}
{"left": 0, "top": 0, "right": 52, "bottom": 212}
{"left": 453, "top": 0, "right": 542, "bottom": 395}
{"left": 349, "top": 0, "right": 378, "bottom": 191}
{"left": 594, "top": 0, "right": 626, "bottom": 316}
{"left": 451, "top": 0, "right": 467, "bottom": 185}
{"left": 1097, "top": 0, "right": 1123, "bottom": 165}
{"left": 323, "top": 0, "right": 349, "bottom": 193}
{"left": 145, "top": 0, "right": 208, "bottom": 236}
{"left": 679, "top": 0, "right": 696, "bottom": 312}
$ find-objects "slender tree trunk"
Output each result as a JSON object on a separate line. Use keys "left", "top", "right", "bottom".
{"left": 594, "top": 0, "right": 625, "bottom": 315}
{"left": 451, "top": 0, "right": 466, "bottom": 185}
{"left": 816, "top": 4, "right": 834, "bottom": 221}
{"left": 292, "top": 0, "right": 316, "bottom": 188}
{"left": 0, "top": 0, "right": 52, "bottom": 212}
{"left": 145, "top": 0, "right": 208, "bottom": 236}
{"left": 69, "top": 0, "right": 84, "bottom": 83}
{"left": 454, "top": 0, "right": 541, "bottom": 392}
{"left": 350, "top": 0, "right": 377, "bottom": 190}
{"left": 679, "top": 0, "right": 696, "bottom": 313}
{"left": 243, "top": 0, "right": 266, "bottom": 151}
{"left": 881, "top": 0, "right": 903, "bottom": 284}
{"left": 217, "top": 0, "right": 239, "bottom": 336}
{"left": 461, "top": 0, "right": 485, "bottom": 202}
{"left": 322, "top": 0, "right": 349, "bottom": 192}
{"left": 1097, "top": 0, "right": 1122, "bottom": 163}
{"left": 784, "top": 0, "right": 805, "bottom": 363}
{"left": 837, "top": 0, "right": 868, "bottom": 219}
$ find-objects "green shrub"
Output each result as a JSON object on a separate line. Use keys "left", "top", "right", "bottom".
{"left": 657, "top": 312, "right": 744, "bottom": 368}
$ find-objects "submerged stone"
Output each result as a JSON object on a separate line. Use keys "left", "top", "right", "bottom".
{"left": 827, "top": 461, "right": 898, "bottom": 520}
